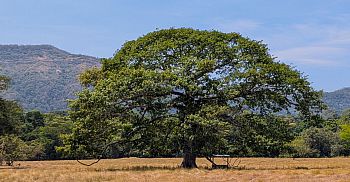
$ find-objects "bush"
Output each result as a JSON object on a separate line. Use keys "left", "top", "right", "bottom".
{"left": 290, "top": 127, "right": 341, "bottom": 157}
{"left": 0, "top": 135, "right": 43, "bottom": 165}
{"left": 289, "top": 136, "right": 319, "bottom": 157}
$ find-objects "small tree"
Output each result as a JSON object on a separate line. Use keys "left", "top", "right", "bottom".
{"left": 0, "top": 135, "right": 27, "bottom": 165}
{"left": 0, "top": 135, "right": 45, "bottom": 165}
{"left": 67, "top": 28, "right": 323, "bottom": 168}
{"left": 339, "top": 124, "right": 350, "bottom": 154}
{"left": 297, "top": 127, "right": 341, "bottom": 157}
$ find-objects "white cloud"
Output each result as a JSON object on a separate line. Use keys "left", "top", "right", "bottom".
{"left": 292, "top": 23, "right": 350, "bottom": 45}
{"left": 269, "top": 21, "right": 350, "bottom": 67}
{"left": 325, "top": 30, "right": 350, "bottom": 45}
{"left": 275, "top": 46, "right": 347, "bottom": 66}
{"left": 212, "top": 17, "right": 350, "bottom": 68}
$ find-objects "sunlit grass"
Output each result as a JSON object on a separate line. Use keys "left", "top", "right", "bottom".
{"left": 1, "top": 158, "right": 350, "bottom": 181}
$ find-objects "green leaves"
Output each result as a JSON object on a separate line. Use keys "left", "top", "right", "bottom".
{"left": 0, "top": 99, "right": 23, "bottom": 135}
{"left": 0, "top": 75, "right": 10, "bottom": 91}
{"left": 0, "top": 134, "right": 45, "bottom": 163}
{"left": 228, "top": 113, "right": 294, "bottom": 157}
{"left": 68, "top": 28, "right": 323, "bottom": 164}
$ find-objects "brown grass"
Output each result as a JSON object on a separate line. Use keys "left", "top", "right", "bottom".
{"left": 1, "top": 158, "right": 350, "bottom": 182}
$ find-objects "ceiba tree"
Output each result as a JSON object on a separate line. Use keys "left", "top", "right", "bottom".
{"left": 68, "top": 28, "right": 323, "bottom": 168}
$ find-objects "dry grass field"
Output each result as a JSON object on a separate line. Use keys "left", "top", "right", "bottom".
{"left": 1, "top": 158, "right": 350, "bottom": 182}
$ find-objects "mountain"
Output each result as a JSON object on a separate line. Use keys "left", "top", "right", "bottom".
{"left": 323, "top": 87, "right": 350, "bottom": 113}
{"left": 0, "top": 45, "right": 100, "bottom": 112}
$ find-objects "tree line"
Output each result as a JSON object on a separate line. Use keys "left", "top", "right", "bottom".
{"left": 0, "top": 75, "right": 72, "bottom": 165}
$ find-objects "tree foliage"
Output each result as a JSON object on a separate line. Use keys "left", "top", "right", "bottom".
{"left": 0, "top": 75, "right": 10, "bottom": 92}
{"left": 0, "top": 135, "right": 29, "bottom": 165}
{"left": 291, "top": 127, "right": 342, "bottom": 157}
{"left": 65, "top": 28, "right": 323, "bottom": 168}
{"left": 0, "top": 74, "right": 24, "bottom": 136}
{"left": 0, "top": 99, "right": 23, "bottom": 135}
{"left": 228, "top": 113, "right": 294, "bottom": 157}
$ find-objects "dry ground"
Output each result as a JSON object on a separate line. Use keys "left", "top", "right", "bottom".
{"left": 1, "top": 158, "right": 350, "bottom": 181}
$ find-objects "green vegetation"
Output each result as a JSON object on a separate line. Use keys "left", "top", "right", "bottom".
{"left": 1, "top": 29, "right": 350, "bottom": 169}
{"left": 0, "top": 109, "right": 73, "bottom": 165}
{"left": 0, "top": 45, "right": 99, "bottom": 112}
{"left": 64, "top": 28, "right": 323, "bottom": 168}
{"left": 323, "top": 88, "right": 350, "bottom": 114}
{"left": 0, "top": 74, "right": 73, "bottom": 165}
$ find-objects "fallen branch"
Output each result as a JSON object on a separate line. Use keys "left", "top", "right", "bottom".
{"left": 76, "top": 158, "right": 101, "bottom": 166}
{"left": 75, "top": 140, "right": 123, "bottom": 166}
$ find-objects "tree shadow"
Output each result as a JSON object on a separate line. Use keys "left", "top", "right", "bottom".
{"left": 93, "top": 165, "right": 211, "bottom": 172}
{"left": 97, "top": 165, "right": 342, "bottom": 171}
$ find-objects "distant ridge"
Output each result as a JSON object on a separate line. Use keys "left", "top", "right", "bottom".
{"left": 323, "top": 87, "right": 350, "bottom": 113}
{"left": 0, "top": 44, "right": 100, "bottom": 112}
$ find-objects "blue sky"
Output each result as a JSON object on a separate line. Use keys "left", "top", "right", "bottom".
{"left": 1, "top": 0, "right": 350, "bottom": 92}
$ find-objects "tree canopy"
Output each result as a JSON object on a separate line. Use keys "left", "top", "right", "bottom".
{"left": 67, "top": 28, "right": 323, "bottom": 168}
{"left": 0, "top": 74, "right": 23, "bottom": 136}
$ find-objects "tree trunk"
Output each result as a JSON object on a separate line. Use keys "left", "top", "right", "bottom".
{"left": 181, "top": 142, "right": 197, "bottom": 168}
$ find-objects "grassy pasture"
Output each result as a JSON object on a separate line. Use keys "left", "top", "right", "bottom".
{"left": 1, "top": 158, "right": 350, "bottom": 181}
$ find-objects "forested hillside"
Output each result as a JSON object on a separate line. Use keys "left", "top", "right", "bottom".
{"left": 324, "top": 88, "right": 350, "bottom": 113}
{"left": 0, "top": 45, "right": 100, "bottom": 112}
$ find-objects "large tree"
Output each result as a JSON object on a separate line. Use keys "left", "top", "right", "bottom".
{"left": 67, "top": 28, "right": 323, "bottom": 168}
